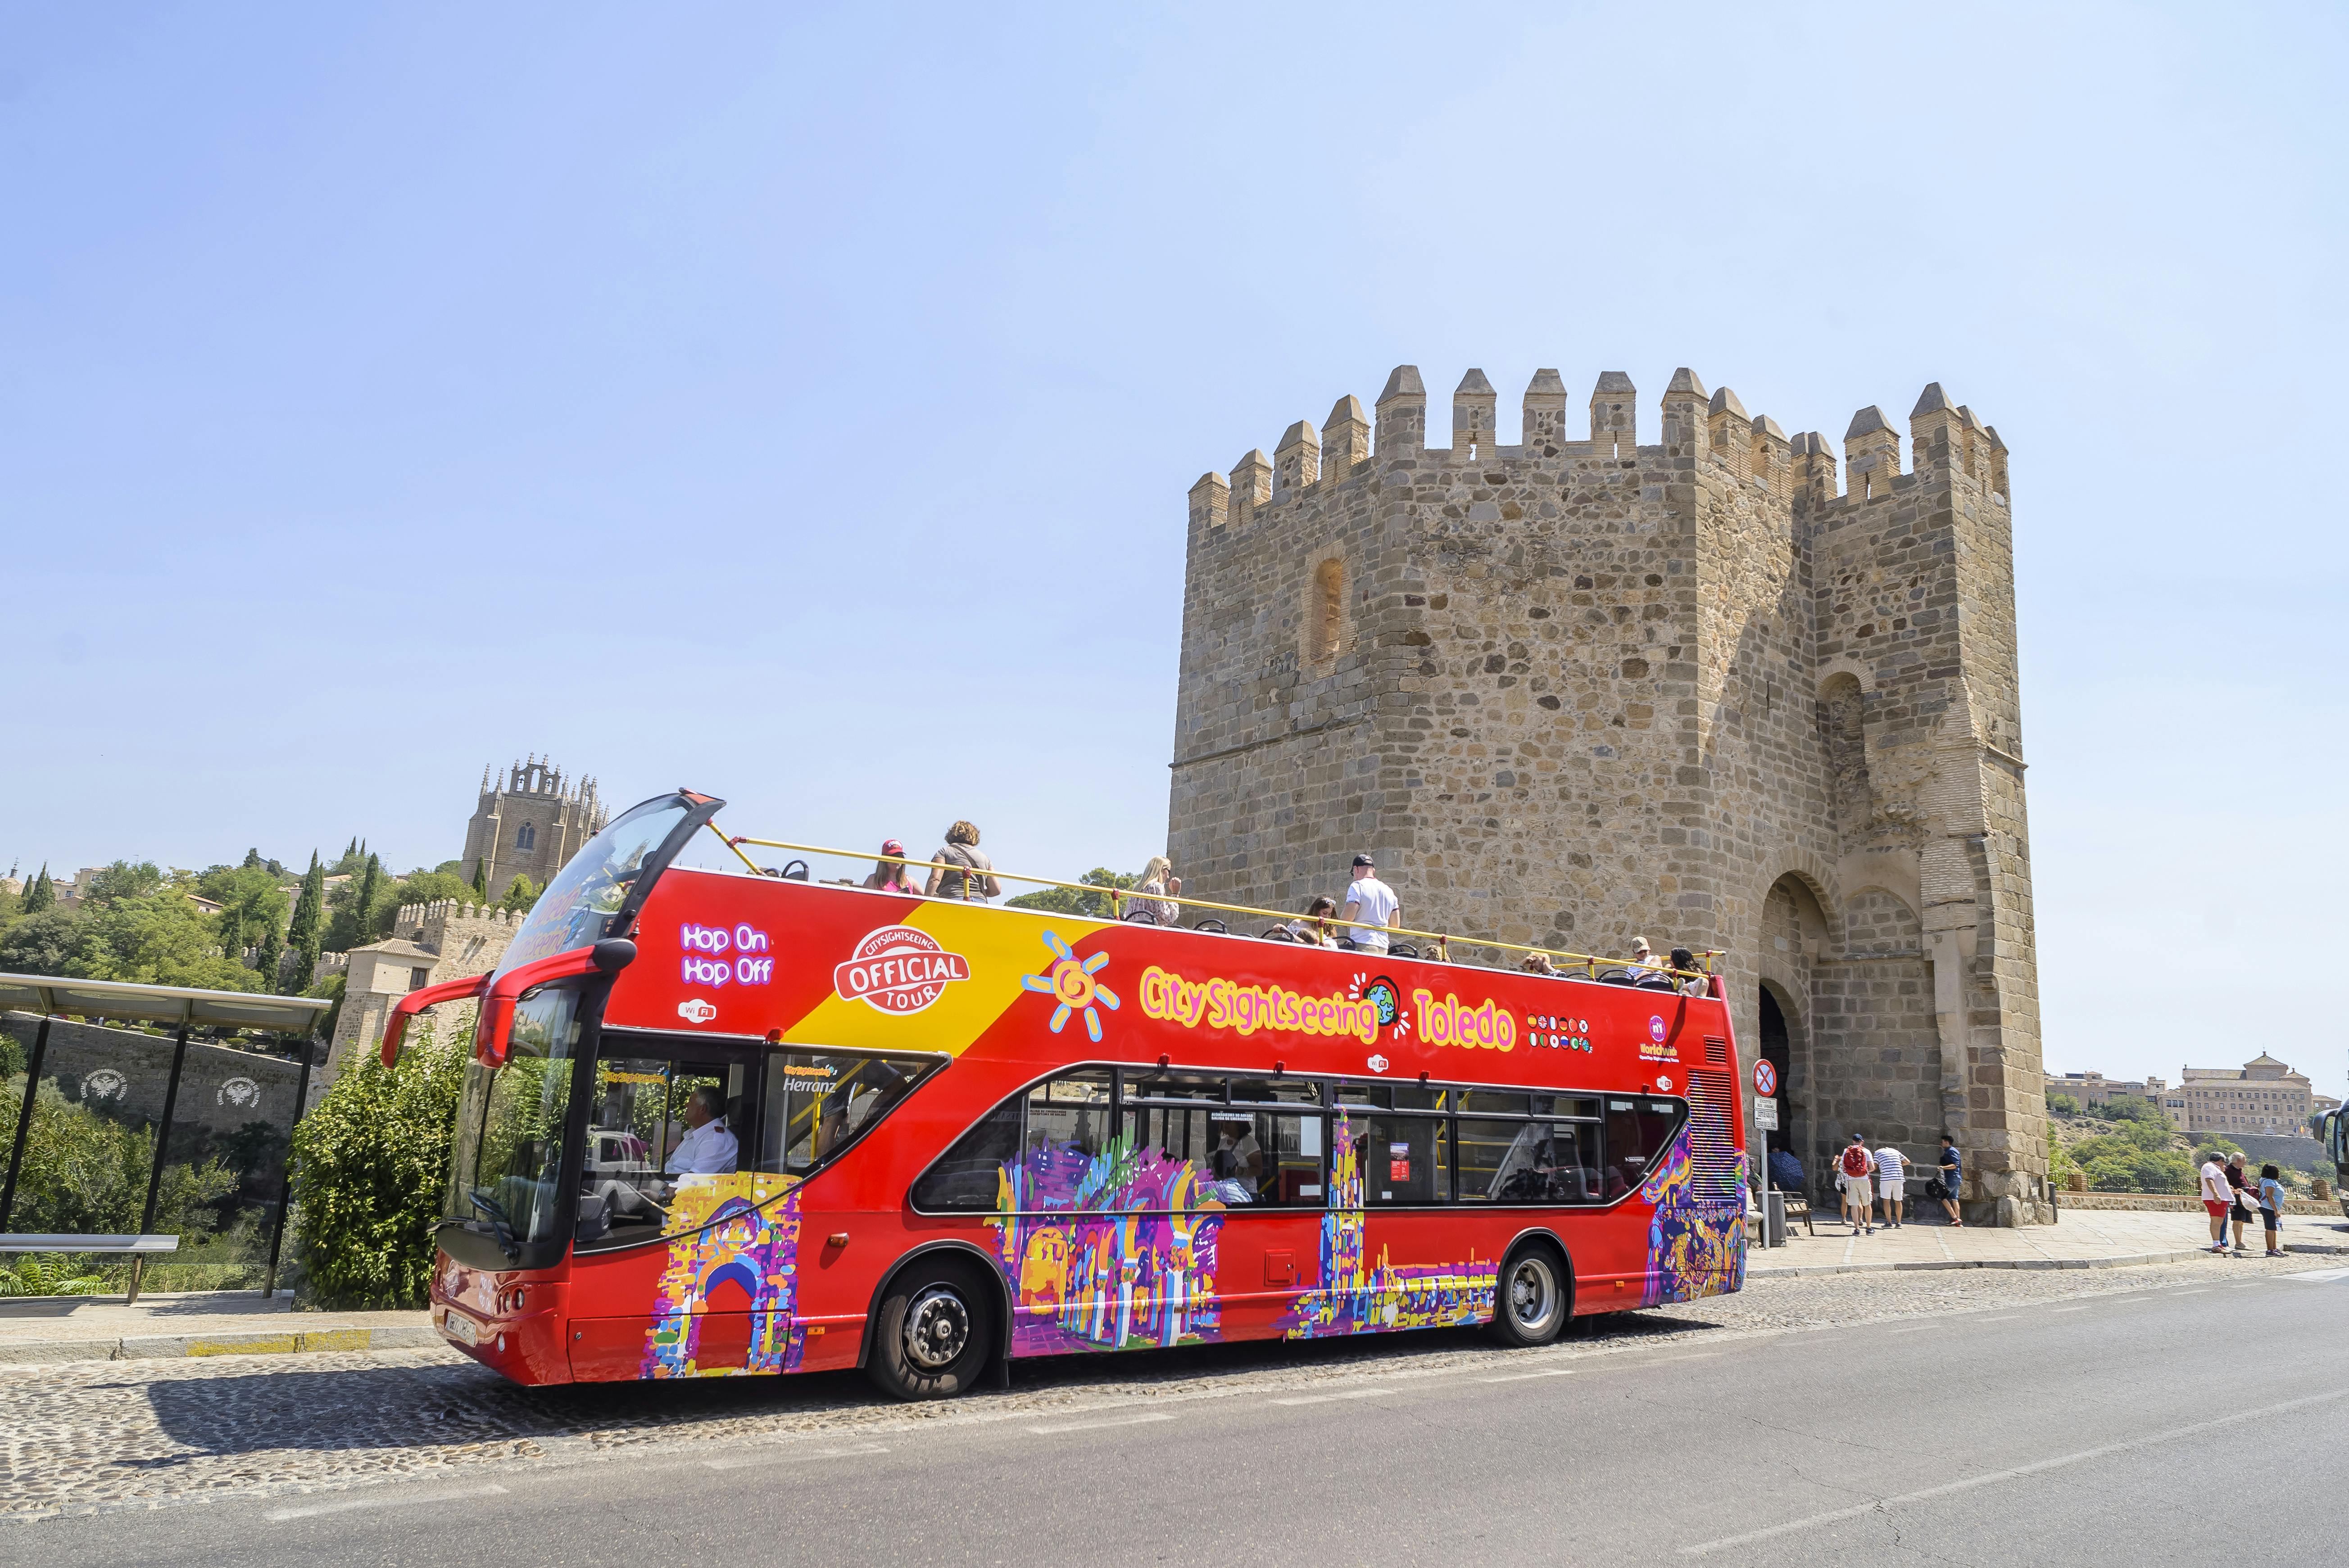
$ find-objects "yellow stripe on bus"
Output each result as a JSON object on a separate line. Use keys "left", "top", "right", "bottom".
{"left": 775, "top": 903, "right": 1111, "bottom": 1056}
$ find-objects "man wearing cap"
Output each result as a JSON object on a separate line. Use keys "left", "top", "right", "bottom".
{"left": 1340, "top": 854, "right": 1400, "bottom": 953}
{"left": 863, "top": 840, "right": 922, "bottom": 895}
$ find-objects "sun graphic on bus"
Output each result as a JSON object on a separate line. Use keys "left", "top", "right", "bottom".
{"left": 1020, "top": 931, "right": 1121, "bottom": 1042}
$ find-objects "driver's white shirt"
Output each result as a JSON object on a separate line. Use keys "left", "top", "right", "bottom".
{"left": 667, "top": 1118, "right": 739, "bottom": 1175}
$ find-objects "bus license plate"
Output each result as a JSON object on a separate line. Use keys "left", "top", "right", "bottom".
{"left": 443, "top": 1308, "right": 481, "bottom": 1346}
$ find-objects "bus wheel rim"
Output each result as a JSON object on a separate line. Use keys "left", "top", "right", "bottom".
{"left": 1509, "top": 1257, "right": 1555, "bottom": 1328}
{"left": 904, "top": 1286, "right": 971, "bottom": 1370}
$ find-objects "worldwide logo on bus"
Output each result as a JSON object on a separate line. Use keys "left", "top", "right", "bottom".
{"left": 834, "top": 925, "right": 972, "bottom": 1015}
{"left": 1640, "top": 1011, "right": 1678, "bottom": 1063}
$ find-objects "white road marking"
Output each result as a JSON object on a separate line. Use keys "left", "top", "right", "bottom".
{"left": 1889, "top": 1325, "right": 1934, "bottom": 1334}
{"left": 2050, "top": 1305, "right": 2091, "bottom": 1313}
{"left": 703, "top": 1443, "right": 889, "bottom": 1470}
{"left": 1480, "top": 1368, "right": 1577, "bottom": 1382}
{"left": 1026, "top": 1412, "right": 1174, "bottom": 1435}
{"left": 1678, "top": 1386, "right": 2349, "bottom": 1556}
{"left": 2175, "top": 1289, "right": 2211, "bottom": 1296}
{"left": 1271, "top": 1387, "right": 1392, "bottom": 1406}
{"left": 2282, "top": 1267, "right": 2349, "bottom": 1283}
{"left": 267, "top": 1483, "right": 507, "bottom": 1522}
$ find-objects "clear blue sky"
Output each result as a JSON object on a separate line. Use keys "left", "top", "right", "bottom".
{"left": 5, "top": 4, "right": 2343, "bottom": 1096}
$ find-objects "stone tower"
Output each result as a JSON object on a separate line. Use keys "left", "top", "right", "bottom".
{"left": 1167, "top": 364, "right": 2048, "bottom": 1224}
{"left": 460, "top": 757, "right": 607, "bottom": 900}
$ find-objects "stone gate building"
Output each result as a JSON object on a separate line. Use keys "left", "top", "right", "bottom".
{"left": 1166, "top": 363, "right": 2049, "bottom": 1224}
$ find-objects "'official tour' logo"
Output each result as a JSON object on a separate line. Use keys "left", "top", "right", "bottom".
{"left": 835, "top": 925, "right": 971, "bottom": 1015}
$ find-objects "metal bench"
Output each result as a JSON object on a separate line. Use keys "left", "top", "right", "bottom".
{"left": 0, "top": 1233, "right": 181, "bottom": 1304}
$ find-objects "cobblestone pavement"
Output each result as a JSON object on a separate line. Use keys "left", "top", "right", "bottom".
{"left": 4, "top": 1251, "right": 2334, "bottom": 1521}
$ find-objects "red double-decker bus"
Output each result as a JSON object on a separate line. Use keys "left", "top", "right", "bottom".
{"left": 406, "top": 792, "right": 1747, "bottom": 1399}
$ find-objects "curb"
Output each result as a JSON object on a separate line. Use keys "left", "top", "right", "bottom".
{"left": 1750, "top": 1242, "right": 2349, "bottom": 1278}
{"left": 0, "top": 1323, "right": 440, "bottom": 1365}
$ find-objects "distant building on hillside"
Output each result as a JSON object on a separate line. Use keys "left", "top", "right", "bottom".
{"left": 459, "top": 757, "right": 606, "bottom": 901}
{"left": 2043, "top": 1070, "right": 2166, "bottom": 1111}
{"left": 2161, "top": 1055, "right": 2318, "bottom": 1138}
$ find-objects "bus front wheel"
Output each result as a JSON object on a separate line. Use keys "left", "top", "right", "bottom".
{"left": 868, "top": 1260, "right": 994, "bottom": 1401}
{"left": 1488, "top": 1244, "right": 1569, "bottom": 1348}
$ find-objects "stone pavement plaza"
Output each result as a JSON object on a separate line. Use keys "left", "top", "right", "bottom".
{"left": 1755, "top": 1205, "right": 2347, "bottom": 1274}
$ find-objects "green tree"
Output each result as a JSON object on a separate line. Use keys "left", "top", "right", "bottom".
{"left": 471, "top": 858, "right": 490, "bottom": 901}
{"left": 73, "top": 892, "right": 261, "bottom": 992}
{"left": 0, "top": 1076, "right": 239, "bottom": 1238}
{"left": 289, "top": 1023, "right": 468, "bottom": 1308}
{"left": 497, "top": 874, "right": 540, "bottom": 915}
{"left": 21, "top": 864, "right": 55, "bottom": 915}
{"left": 287, "top": 851, "right": 326, "bottom": 987}
{"left": 0, "top": 907, "right": 83, "bottom": 977}
{"left": 1005, "top": 868, "right": 1138, "bottom": 919}
{"left": 199, "top": 864, "right": 291, "bottom": 961}
{"left": 85, "top": 860, "right": 168, "bottom": 904}
{"left": 2048, "top": 1093, "right": 2079, "bottom": 1115}
{"left": 323, "top": 854, "right": 384, "bottom": 952}
{"left": 254, "top": 924, "right": 286, "bottom": 992}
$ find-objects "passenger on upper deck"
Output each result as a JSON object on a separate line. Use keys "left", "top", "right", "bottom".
{"left": 1520, "top": 952, "right": 1558, "bottom": 976}
{"left": 924, "top": 821, "right": 1003, "bottom": 902}
{"left": 1131, "top": 856, "right": 1181, "bottom": 924}
{"left": 863, "top": 839, "right": 923, "bottom": 894}
{"left": 1669, "top": 946, "right": 1705, "bottom": 995}
{"left": 1341, "top": 854, "right": 1399, "bottom": 953}
{"left": 666, "top": 1086, "right": 739, "bottom": 1176}
{"left": 1286, "top": 896, "right": 1341, "bottom": 947}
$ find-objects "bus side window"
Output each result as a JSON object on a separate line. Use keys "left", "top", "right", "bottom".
{"left": 1602, "top": 1098, "right": 1685, "bottom": 1196}
{"left": 1027, "top": 1070, "right": 1112, "bottom": 1162}
{"left": 909, "top": 1097, "right": 1023, "bottom": 1212}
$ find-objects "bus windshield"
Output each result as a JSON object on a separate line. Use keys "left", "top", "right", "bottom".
{"left": 492, "top": 795, "right": 694, "bottom": 980}
{"left": 444, "top": 985, "right": 585, "bottom": 1256}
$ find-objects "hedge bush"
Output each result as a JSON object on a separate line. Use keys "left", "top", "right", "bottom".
{"left": 288, "top": 1024, "right": 467, "bottom": 1308}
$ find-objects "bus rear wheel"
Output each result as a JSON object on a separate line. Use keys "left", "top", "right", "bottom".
{"left": 1488, "top": 1244, "right": 1569, "bottom": 1348}
{"left": 868, "top": 1260, "right": 993, "bottom": 1401}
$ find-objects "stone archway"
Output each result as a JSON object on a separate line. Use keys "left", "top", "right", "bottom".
{"left": 1758, "top": 874, "right": 1831, "bottom": 1182}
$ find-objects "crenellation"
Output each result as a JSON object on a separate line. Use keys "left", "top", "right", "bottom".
{"left": 1375, "top": 365, "right": 1426, "bottom": 456}
{"left": 1590, "top": 372, "right": 1636, "bottom": 457}
{"left": 1452, "top": 369, "right": 1497, "bottom": 460}
{"left": 1189, "top": 470, "right": 1229, "bottom": 535}
{"left": 1171, "top": 357, "right": 2043, "bottom": 1224}
{"left": 1323, "top": 395, "right": 1370, "bottom": 482}
{"left": 1228, "top": 448, "right": 1272, "bottom": 527}
{"left": 1274, "top": 421, "right": 1320, "bottom": 502}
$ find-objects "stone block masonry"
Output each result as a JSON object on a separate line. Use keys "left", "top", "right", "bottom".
{"left": 1167, "top": 363, "right": 2048, "bottom": 1224}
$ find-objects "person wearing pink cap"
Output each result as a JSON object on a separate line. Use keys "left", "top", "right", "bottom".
{"left": 863, "top": 839, "right": 923, "bottom": 894}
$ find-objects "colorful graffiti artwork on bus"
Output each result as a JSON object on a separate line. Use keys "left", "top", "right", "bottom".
{"left": 1636, "top": 1126, "right": 1746, "bottom": 1307}
{"left": 989, "top": 1136, "right": 1226, "bottom": 1355}
{"left": 1281, "top": 1111, "right": 1497, "bottom": 1338}
{"left": 640, "top": 1173, "right": 806, "bottom": 1378}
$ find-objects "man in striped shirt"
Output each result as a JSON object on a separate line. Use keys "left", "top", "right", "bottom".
{"left": 1873, "top": 1142, "right": 1909, "bottom": 1228}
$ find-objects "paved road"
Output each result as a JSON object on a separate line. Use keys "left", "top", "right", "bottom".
{"left": 8, "top": 1258, "right": 2347, "bottom": 1565}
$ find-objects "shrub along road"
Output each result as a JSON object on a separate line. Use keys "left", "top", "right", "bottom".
{"left": 5, "top": 1253, "right": 2345, "bottom": 1563}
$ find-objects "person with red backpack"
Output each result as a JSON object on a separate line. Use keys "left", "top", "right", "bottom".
{"left": 1837, "top": 1132, "right": 1878, "bottom": 1235}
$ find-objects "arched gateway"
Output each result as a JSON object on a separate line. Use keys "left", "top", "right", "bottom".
{"left": 1169, "top": 362, "right": 2051, "bottom": 1223}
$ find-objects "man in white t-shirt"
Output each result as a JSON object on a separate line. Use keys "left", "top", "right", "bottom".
{"left": 1341, "top": 854, "right": 1400, "bottom": 952}
{"left": 2198, "top": 1153, "right": 2231, "bottom": 1255}
{"left": 1873, "top": 1143, "right": 1909, "bottom": 1228}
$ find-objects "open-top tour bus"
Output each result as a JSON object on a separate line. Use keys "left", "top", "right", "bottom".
{"left": 402, "top": 791, "right": 1747, "bottom": 1399}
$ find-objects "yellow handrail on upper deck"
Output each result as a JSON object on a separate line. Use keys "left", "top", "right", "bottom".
{"left": 708, "top": 829, "right": 1719, "bottom": 986}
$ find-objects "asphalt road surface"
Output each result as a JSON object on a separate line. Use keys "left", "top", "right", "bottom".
{"left": 11, "top": 1262, "right": 2348, "bottom": 1566}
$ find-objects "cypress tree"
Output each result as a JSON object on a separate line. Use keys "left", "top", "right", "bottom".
{"left": 354, "top": 855, "right": 381, "bottom": 940}
{"left": 240, "top": 847, "right": 263, "bottom": 870}
{"left": 471, "top": 857, "right": 489, "bottom": 903}
{"left": 255, "top": 924, "right": 285, "bottom": 992}
{"left": 288, "top": 851, "right": 325, "bottom": 985}
{"left": 21, "top": 864, "right": 54, "bottom": 915}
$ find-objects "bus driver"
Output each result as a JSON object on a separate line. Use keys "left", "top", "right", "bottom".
{"left": 667, "top": 1086, "right": 739, "bottom": 1175}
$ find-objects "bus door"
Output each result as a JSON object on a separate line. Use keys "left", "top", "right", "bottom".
{"left": 1112, "top": 1070, "right": 1326, "bottom": 1342}
{"left": 566, "top": 1034, "right": 762, "bottom": 1380}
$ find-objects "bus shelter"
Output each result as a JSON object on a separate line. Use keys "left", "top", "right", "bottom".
{"left": 0, "top": 973, "right": 329, "bottom": 1300}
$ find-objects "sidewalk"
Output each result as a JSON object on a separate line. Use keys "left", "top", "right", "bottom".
{"left": 0, "top": 1291, "right": 436, "bottom": 1364}
{"left": 1752, "top": 1204, "right": 2349, "bottom": 1275}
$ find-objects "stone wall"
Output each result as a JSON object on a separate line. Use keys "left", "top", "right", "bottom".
{"left": 1169, "top": 362, "right": 2048, "bottom": 1222}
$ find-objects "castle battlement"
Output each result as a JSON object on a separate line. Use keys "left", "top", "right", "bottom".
{"left": 1171, "top": 353, "right": 2043, "bottom": 1224}
{"left": 1189, "top": 365, "right": 2009, "bottom": 540}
